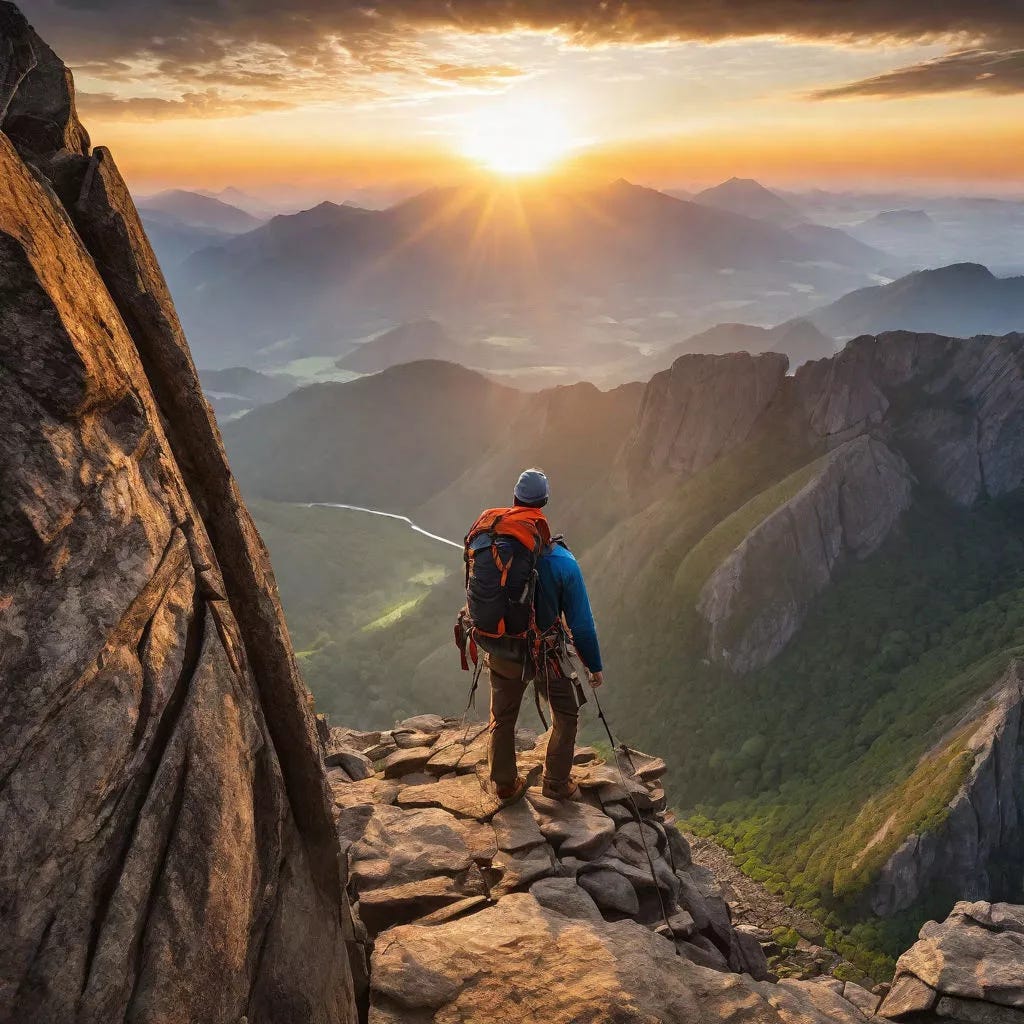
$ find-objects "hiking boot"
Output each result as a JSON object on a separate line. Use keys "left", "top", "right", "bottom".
{"left": 495, "top": 775, "right": 531, "bottom": 807}
{"left": 541, "top": 777, "right": 581, "bottom": 801}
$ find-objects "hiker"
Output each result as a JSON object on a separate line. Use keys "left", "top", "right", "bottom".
{"left": 458, "top": 468, "right": 604, "bottom": 806}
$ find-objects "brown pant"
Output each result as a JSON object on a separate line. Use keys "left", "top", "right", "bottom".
{"left": 487, "top": 654, "right": 578, "bottom": 790}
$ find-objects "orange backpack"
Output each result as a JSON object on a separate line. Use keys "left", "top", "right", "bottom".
{"left": 457, "top": 506, "right": 552, "bottom": 666}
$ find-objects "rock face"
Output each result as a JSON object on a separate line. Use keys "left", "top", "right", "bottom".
{"left": 619, "top": 330, "right": 1024, "bottom": 674}
{"left": 329, "top": 715, "right": 889, "bottom": 1023}
{"left": 697, "top": 435, "right": 913, "bottom": 672}
{"left": 795, "top": 331, "right": 1024, "bottom": 506}
{"left": 879, "top": 901, "right": 1024, "bottom": 1021}
{"left": 869, "top": 662, "right": 1024, "bottom": 917}
{"left": 625, "top": 351, "right": 788, "bottom": 483}
{"left": 0, "top": 6, "right": 356, "bottom": 1022}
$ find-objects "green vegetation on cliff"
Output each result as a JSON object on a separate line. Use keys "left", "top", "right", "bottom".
{"left": 610, "top": 487, "right": 1024, "bottom": 976}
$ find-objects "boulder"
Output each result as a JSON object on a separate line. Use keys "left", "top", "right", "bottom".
{"left": 396, "top": 774, "right": 496, "bottom": 819}
{"left": 678, "top": 934, "right": 731, "bottom": 972}
{"left": 528, "top": 792, "right": 616, "bottom": 859}
{"left": 878, "top": 975, "right": 938, "bottom": 1019}
{"left": 578, "top": 867, "right": 641, "bottom": 917}
{"left": 732, "top": 928, "right": 772, "bottom": 981}
{"left": 489, "top": 846, "right": 559, "bottom": 898}
{"left": 613, "top": 820, "right": 666, "bottom": 867}
{"left": 528, "top": 877, "right": 603, "bottom": 922}
{"left": 843, "top": 982, "right": 882, "bottom": 1017}
{"left": 325, "top": 748, "right": 374, "bottom": 781}
{"left": 880, "top": 902, "right": 1024, "bottom": 1019}
{"left": 345, "top": 805, "right": 490, "bottom": 890}
{"left": 398, "top": 714, "right": 447, "bottom": 732}
{"left": 330, "top": 727, "right": 381, "bottom": 750}
{"left": 356, "top": 871, "right": 488, "bottom": 936}
{"left": 392, "top": 729, "right": 439, "bottom": 749}
{"left": 492, "top": 800, "right": 546, "bottom": 851}
{"left": 332, "top": 777, "right": 401, "bottom": 812}
{"left": 382, "top": 746, "right": 436, "bottom": 778}
{"left": 369, "top": 893, "right": 867, "bottom": 1024}
{"left": 425, "top": 729, "right": 490, "bottom": 774}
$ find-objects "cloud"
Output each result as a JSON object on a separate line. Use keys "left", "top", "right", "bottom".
{"left": 811, "top": 48, "right": 1024, "bottom": 98}
{"left": 77, "top": 89, "right": 295, "bottom": 120}
{"left": 28, "top": 0, "right": 1024, "bottom": 105}
{"left": 33, "top": 0, "right": 1024, "bottom": 52}
{"left": 428, "top": 63, "right": 526, "bottom": 85}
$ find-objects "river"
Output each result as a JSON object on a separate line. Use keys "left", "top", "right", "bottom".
{"left": 304, "top": 502, "right": 464, "bottom": 551}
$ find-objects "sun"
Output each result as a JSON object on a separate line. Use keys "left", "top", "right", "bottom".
{"left": 458, "top": 99, "right": 574, "bottom": 177}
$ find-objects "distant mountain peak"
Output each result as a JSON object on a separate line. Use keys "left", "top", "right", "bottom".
{"left": 695, "top": 177, "right": 806, "bottom": 226}
{"left": 922, "top": 261, "right": 994, "bottom": 279}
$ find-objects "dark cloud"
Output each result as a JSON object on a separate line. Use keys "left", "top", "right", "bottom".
{"left": 811, "top": 48, "right": 1024, "bottom": 98}
{"left": 29, "top": 0, "right": 1024, "bottom": 52}
{"left": 77, "top": 88, "right": 295, "bottom": 119}
{"left": 22, "top": 0, "right": 1024, "bottom": 101}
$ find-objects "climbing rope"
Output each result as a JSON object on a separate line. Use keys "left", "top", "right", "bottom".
{"left": 589, "top": 686, "right": 679, "bottom": 949}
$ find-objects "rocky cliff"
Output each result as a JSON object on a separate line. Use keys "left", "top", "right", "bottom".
{"left": 625, "top": 351, "right": 789, "bottom": 483}
{"left": 0, "top": 6, "right": 357, "bottom": 1022}
{"left": 324, "top": 715, "right": 901, "bottom": 1023}
{"left": 794, "top": 331, "right": 1024, "bottom": 505}
{"left": 697, "top": 435, "right": 913, "bottom": 672}
{"left": 868, "top": 661, "right": 1024, "bottom": 918}
{"left": 656, "top": 330, "right": 1024, "bottom": 673}
{"left": 878, "top": 901, "right": 1024, "bottom": 1022}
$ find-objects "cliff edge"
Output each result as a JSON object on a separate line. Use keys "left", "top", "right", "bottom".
{"left": 0, "top": 5, "right": 357, "bottom": 1022}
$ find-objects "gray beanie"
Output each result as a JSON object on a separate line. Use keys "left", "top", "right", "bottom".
{"left": 513, "top": 468, "right": 549, "bottom": 507}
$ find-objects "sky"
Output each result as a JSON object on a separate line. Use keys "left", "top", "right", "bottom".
{"left": 19, "top": 0, "right": 1024, "bottom": 198}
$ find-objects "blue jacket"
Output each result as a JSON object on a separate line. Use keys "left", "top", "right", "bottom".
{"left": 535, "top": 540, "right": 603, "bottom": 672}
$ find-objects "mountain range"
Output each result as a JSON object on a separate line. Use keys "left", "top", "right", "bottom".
{"left": 137, "top": 187, "right": 265, "bottom": 233}
{"left": 805, "top": 263, "right": 1024, "bottom": 339}
{"left": 168, "top": 178, "right": 884, "bottom": 368}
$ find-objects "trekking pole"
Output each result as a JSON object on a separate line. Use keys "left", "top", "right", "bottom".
{"left": 589, "top": 685, "right": 678, "bottom": 950}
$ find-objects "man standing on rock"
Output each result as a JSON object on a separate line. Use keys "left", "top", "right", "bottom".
{"left": 461, "top": 469, "right": 604, "bottom": 806}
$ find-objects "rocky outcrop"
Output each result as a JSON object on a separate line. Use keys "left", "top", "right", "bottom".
{"left": 625, "top": 351, "right": 788, "bottom": 483}
{"left": 330, "top": 717, "right": 880, "bottom": 1023}
{"left": 370, "top": 890, "right": 874, "bottom": 1024}
{"left": 0, "top": 6, "right": 356, "bottom": 1022}
{"left": 869, "top": 662, "right": 1024, "bottom": 918}
{"left": 795, "top": 331, "right": 1024, "bottom": 506}
{"left": 330, "top": 717, "right": 766, "bottom": 974}
{"left": 878, "top": 901, "right": 1024, "bottom": 1022}
{"left": 697, "top": 435, "right": 913, "bottom": 672}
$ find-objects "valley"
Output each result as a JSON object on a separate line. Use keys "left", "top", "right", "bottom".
{"left": 224, "top": 332, "right": 1024, "bottom": 981}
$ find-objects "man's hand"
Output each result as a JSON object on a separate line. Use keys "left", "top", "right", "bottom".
{"left": 589, "top": 670, "right": 604, "bottom": 689}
